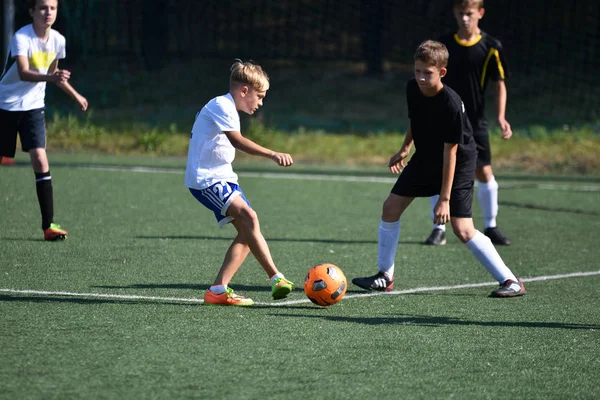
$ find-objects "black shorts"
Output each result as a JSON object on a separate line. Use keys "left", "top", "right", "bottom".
{"left": 0, "top": 107, "right": 46, "bottom": 157}
{"left": 391, "top": 159, "right": 475, "bottom": 218}
{"left": 473, "top": 130, "right": 491, "bottom": 168}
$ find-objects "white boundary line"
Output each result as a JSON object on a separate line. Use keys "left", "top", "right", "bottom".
{"left": 64, "top": 164, "right": 600, "bottom": 191}
{"left": 1, "top": 270, "right": 598, "bottom": 306}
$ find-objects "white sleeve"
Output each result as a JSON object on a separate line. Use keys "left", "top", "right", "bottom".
{"left": 12, "top": 33, "right": 29, "bottom": 57}
{"left": 56, "top": 34, "right": 66, "bottom": 59}
{"left": 206, "top": 101, "right": 240, "bottom": 132}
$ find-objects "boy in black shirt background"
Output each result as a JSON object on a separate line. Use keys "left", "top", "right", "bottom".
{"left": 426, "top": 0, "right": 512, "bottom": 246}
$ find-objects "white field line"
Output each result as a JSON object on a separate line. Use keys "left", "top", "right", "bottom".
{"left": 1, "top": 270, "right": 599, "bottom": 306}
{"left": 70, "top": 164, "right": 600, "bottom": 191}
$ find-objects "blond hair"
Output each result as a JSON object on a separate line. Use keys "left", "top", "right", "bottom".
{"left": 414, "top": 40, "right": 449, "bottom": 68}
{"left": 453, "top": 0, "right": 484, "bottom": 9}
{"left": 230, "top": 59, "right": 269, "bottom": 92}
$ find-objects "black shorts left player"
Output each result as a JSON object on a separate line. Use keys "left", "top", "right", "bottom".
{"left": 0, "top": 107, "right": 47, "bottom": 157}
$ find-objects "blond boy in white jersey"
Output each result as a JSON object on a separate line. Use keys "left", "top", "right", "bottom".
{"left": 185, "top": 60, "right": 295, "bottom": 306}
{"left": 0, "top": 0, "right": 88, "bottom": 240}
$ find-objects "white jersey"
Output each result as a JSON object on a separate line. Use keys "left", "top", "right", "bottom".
{"left": 0, "top": 24, "right": 66, "bottom": 111}
{"left": 184, "top": 93, "right": 240, "bottom": 190}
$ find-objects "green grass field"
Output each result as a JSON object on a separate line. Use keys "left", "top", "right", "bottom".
{"left": 1, "top": 155, "right": 599, "bottom": 399}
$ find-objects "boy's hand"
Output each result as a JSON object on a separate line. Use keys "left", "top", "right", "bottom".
{"left": 76, "top": 95, "right": 88, "bottom": 111}
{"left": 271, "top": 152, "right": 293, "bottom": 167}
{"left": 388, "top": 150, "right": 408, "bottom": 174}
{"left": 433, "top": 199, "right": 450, "bottom": 225}
{"left": 50, "top": 69, "right": 71, "bottom": 83}
{"left": 498, "top": 117, "right": 512, "bottom": 140}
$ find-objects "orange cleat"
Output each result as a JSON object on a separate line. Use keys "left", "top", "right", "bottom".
{"left": 44, "top": 223, "right": 68, "bottom": 241}
{"left": 204, "top": 287, "right": 254, "bottom": 306}
{"left": 0, "top": 157, "right": 16, "bottom": 166}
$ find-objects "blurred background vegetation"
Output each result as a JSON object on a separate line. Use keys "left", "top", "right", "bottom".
{"left": 2, "top": 0, "right": 599, "bottom": 174}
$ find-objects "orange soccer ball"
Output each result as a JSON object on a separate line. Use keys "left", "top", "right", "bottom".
{"left": 304, "top": 263, "right": 347, "bottom": 306}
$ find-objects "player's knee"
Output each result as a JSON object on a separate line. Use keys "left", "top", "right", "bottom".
{"left": 475, "top": 166, "right": 493, "bottom": 183}
{"left": 235, "top": 207, "right": 259, "bottom": 228}
{"left": 381, "top": 198, "right": 401, "bottom": 221}
{"left": 451, "top": 223, "right": 475, "bottom": 243}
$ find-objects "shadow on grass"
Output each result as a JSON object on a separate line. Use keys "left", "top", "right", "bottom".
{"left": 270, "top": 312, "right": 600, "bottom": 330}
{"left": 0, "top": 294, "right": 142, "bottom": 305}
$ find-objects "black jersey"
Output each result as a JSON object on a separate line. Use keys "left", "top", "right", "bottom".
{"left": 439, "top": 31, "right": 508, "bottom": 132}
{"left": 406, "top": 78, "right": 476, "bottom": 183}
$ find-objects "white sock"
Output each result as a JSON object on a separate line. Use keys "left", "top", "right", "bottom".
{"left": 477, "top": 177, "right": 499, "bottom": 229}
{"left": 270, "top": 273, "right": 284, "bottom": 284}
{"left": 465, "top": 231, "right": 517, "bottom": 283}
{"left": 378, "top": 219, "right": 400, "bottom": 278}
{"left": 209, "top": 285, "right": 227, "bottom": 294}
{"left": 430, "top": 195, "right": 446, "bottom": 231}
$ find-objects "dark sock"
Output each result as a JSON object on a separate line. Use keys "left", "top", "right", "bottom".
{"left": 35, "top": 171, "right": 54, "bottom": 230}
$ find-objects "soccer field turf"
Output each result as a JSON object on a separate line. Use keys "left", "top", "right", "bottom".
{"left": 1, "top": 156, "right": 599, "bottom": 399}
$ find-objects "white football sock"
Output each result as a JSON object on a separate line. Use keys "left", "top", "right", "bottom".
{"left": 465, "top": 230, "right": 517, "bottom": 283}
{"left": 430, "top": 195, "right": 446, "bottom": 231}
{"left": 209, "top": 285, "right": 227, "bottom": 294}
{"left": 378, "top": 219, "right": 400, "bottom": 278}
{"left": 477, "top": 176, "right": 499, "bottom": 229}
{"left": 270, "top": 273, "right": 284, "bottom": 284}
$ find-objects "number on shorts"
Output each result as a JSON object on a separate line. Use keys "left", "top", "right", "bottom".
{"left": 212, "top": 182, "right": 231, "bottom": 201}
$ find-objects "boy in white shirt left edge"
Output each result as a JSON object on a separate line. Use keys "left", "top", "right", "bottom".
{"left": 0, "top": 0, "right": 88, "bottom": 241}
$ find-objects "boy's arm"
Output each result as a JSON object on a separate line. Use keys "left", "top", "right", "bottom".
{"left": 434, "top": 143, "right": 457, "bottom": 225}
{"left": 494, "top": 80, "right": 512, "bottom": 140}
{"left": 388, "top": 125, "right": 414, "bottom": 174}
{"left": 224, "top": 130, "right": 293, "bottom": 167}
{"left": 48, "top": 60, "right": 88, "bottom": 111}
{"left": 16, "top": 56, "right": 69, "bottom": 83}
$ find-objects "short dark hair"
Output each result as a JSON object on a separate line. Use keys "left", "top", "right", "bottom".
{"left": 27, "top": 0, "right": 59, "bottom": 10}
{"left": 453, "top": 0, "right": 484, "bottom": 9}
{"left": 414, "top": 40, "right": 449, "bottom": 68}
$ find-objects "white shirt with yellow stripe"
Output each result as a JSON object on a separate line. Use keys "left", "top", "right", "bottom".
{"left": 0, "top": 24, "right": 66, "bottom": 111}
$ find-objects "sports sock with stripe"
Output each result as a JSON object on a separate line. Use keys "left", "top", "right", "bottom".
{"left": 35, "top": 171, "right": 54, "bottom": 230}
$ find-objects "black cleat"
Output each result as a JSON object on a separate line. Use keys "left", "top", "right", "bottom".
{"left": 424, "top": 228, "right": 446, "bottom": 245}
{"left": 484, "top": 227, "right": 511, "bottom": 246}
{"left": 490, "top": 279, "right": 526, "bottom": 298}
{"left": 352, "top": 272, "right": 394, "bottom": 292}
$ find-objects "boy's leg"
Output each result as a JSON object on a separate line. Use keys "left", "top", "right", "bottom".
{"left": 226, "top": 195, "right": 278, "bottom": 277}
{"left": 211, "top": 230, "right": 251, "bottom": 287}
{"left": 225, "top": 195, "right": 294, "bottom": 299}
{"left": 203, "top": 232, "right": 255, "bottom": 306}
{"left": 30, "top": 148, "right": 67, "bottom": 240}
{"left": 475, "top": 166, "right": 498, "bottom": 228}
{"left": 425, "top": 194, "right": 447, "bottom": 245}
{"left": 352, "top": 194, "right": 413, "bottom": 291}
{"left": 474, "top": 132, "right": 510, "bottom": 245}
{"left": 19, "top": 108, "right": 66, "bottom": 240}
{"left": 451, "top": 216, "right": 524, "bottom": 297}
